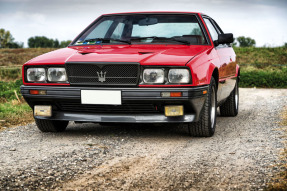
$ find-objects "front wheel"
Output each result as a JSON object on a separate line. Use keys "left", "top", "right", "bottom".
{"left": 188, "top": 77, "right": 217, "bottom": 137}
{"left": 35, "top": 119, "right": 69, "bottom": 132}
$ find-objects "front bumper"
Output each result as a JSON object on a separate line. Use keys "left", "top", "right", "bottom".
{"left": 20, "top": 85, "right": 208, "bottom": 123}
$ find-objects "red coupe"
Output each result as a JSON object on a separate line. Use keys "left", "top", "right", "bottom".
{"left": 21, "top": 12, "right": 240, "bottom": 137}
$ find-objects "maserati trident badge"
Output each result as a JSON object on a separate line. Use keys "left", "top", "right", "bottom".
{"left": 97, "top": 71, "right": 106, "bottom": 82}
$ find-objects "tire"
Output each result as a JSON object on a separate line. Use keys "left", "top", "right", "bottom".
{"left": 220, "top": 79, "right": 239, "bottom": 117}
{"left": 188, "top": 77, "right": 217, "bottom": 137}
{"left": 35, "top": 119, "right": 69, "bottom": 132}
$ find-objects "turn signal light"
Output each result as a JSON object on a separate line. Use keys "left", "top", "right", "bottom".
{"left": 30, "top": 90, "right": 46, "bottom": 95}
{"left": 161, "top": 92, "right": 182, "bottom": 97}
{"left": 170, "top": 92, "right": 182, "bottom": 97}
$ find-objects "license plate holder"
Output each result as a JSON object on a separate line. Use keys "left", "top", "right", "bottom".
{"left": 81, "top": 90, "right": 122, "bottom": 105}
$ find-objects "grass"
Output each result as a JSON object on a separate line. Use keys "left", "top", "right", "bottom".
{"left": 0, "top": 100, "right": 33, "bottom": 129}
{"left": 234, "top": 47, "right": 287, "bottom": 88}
{"left": 0, "top": 48, "right": 57, "bottom": 67}
{"left": 240, "top": 68, "right": 287, "bottom": 88}
{"left": 266, "top": 108, "right": 287, "bottom": 190}
{"left": 0, "top": 48, "right": 57, "bottom": 82}
{"left": 234, "top": 47, "right": 287, "bottom": 70}
{"left": 0, "top": 80, "right": 33, "bottom": 129}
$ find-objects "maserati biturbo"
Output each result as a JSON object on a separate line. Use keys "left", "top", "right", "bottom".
{"left": 21, "top": 12, "right": 240, "bottom": 137}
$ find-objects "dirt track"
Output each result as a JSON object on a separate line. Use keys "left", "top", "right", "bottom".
{"left": 0, "top": 88, "right": 286, "bottom": 190}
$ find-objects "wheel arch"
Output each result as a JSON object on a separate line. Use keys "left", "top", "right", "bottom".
{"left": 212, "top": 67, "right": 219, "bottom": 90}
{"left": 207, "top": 64, "right": 219, "bottom": 91}
{"left": 236, "top": 64, "right": 240, "bottom": 82}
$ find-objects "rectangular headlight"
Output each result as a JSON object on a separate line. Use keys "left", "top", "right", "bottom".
{"left": 47, "top": 68, "right": 67, "bottom": 82}
{"left": 168, "top": 69, "right": 190, "bottom": 83}
{"left": 27, "top": 68, "right": 46, "bottom": 82}
{"left": 143, "top": 69, "right": 164, "bottom": 83}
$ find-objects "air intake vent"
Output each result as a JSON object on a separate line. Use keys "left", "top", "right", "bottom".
{"left": 65, "top": 62, "right": 140, "bottom": 86}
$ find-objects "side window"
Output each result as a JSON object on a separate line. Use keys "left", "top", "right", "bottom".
{"left": 203, "top": 18, "right": 219, "bottom": 41}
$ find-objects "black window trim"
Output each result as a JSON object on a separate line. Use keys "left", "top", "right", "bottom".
{"left": 202, "top": 15, "right": 220, "bottom": 42}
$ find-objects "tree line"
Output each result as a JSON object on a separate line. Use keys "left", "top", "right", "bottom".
{"left": 0, "top": 28, "right": 71, "bottom": 48}
{"left": 28, "top": 36, "right": 71, "bottom": 48}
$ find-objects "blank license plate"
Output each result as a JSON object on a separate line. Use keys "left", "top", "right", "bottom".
{"left": 81, "top": 90, "right": 122, "bottom": 105}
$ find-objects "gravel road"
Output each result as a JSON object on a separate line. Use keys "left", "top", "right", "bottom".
{"left": 0, "top": 88, "right": 286, "bottom": 191}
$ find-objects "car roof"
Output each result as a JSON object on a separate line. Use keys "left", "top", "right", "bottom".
{"left": 102, "top": 11, "right": 205, "bottom": 16}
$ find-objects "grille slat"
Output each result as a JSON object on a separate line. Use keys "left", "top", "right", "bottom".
{"left": 66, "top": 63, "right": 139, "bottom": 86}
{"left": 57, "top": 102, "right": 159, "bottom": 114}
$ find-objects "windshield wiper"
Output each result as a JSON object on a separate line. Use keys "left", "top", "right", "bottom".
{"left": 130, "top": 36, "right": 190, "bottom": 45}
{"left": 83, "top": 38, "right": 131, "bottom": 44}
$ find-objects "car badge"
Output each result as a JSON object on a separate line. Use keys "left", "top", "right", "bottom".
{"left": 97, "top": 71, "right": 106, "bottom": 82}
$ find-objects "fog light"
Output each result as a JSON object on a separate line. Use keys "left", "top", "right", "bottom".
{"left": 165, "top": 105, "right": 184, "bottom": 117}
{"left": 34, "top": 105, "right": 52, "bottom": 117}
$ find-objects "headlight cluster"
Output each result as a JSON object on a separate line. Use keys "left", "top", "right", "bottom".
{"left": 142, "top": 68, "right": 190, "bottom": 84}
{"left": 26, "top": 67, "right": 67, "bottom": 82}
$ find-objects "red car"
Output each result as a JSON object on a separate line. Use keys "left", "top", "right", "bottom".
{"left": 21, "top": 12, "right": 239, "bottom": 137}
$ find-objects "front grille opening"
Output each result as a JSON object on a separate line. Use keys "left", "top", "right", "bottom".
{"left": 66, "top": 63, "right": 139, "bottom": 86}
{"left": 56, "top": 101, "right": 161, "bottom": 114}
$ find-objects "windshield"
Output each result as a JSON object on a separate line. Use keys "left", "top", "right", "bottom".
{"left": 73, "top": 14, "right": 208, "bottom": 45}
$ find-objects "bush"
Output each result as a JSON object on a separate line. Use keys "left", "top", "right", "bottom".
{"left": 239, "top": 69, "right": 287, "bottom": 88}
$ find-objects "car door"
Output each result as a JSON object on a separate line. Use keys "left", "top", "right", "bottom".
{"left": 203, "top": 17, "right": 236, "bottom": 102}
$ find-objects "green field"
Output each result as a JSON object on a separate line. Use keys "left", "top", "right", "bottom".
{"left": 234, "top": 47, "right": 287, "bottom": 88}
{"left": 0, "top": 47, "right": 287, "bottom": 128}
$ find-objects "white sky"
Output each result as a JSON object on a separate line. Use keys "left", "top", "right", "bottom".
{"left": 0, "top": 0, "right": 286, "bottom": 47}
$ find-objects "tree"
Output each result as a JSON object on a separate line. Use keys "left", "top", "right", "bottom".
{"left": 236, "top": 36, "right": 256, "bottom": 47}
{"left": 284, "top": 42, "right": 287, "bottom": 48}
{"left": 28, "top": 36, "right": 71, "bottom": 48}
{"left": 7, "top": 42, "right": 24, "bottom": 48}
{"left": 0, "top": 28, "right": 14, "bottom": 48}
{"left": 232, "top": 38, "right": 237, "bottom": 47}
{"left": 54, "top": 39, "right": 60, "bottom": 48}
{"left": 60, "top": 40, "right": 72, "bottom": 48}
{"left": 28, "top": 36, "right": 55, "bottom": 48}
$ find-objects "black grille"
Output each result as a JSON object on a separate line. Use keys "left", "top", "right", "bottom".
{"left": 56, "top": 101, "right": 159, "bottom": 114}
{"left": 66, "top": 63, "right": 139, "bottom": 86}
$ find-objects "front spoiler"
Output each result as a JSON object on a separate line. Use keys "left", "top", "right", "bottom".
{"left": 35, "top": 112, "right": 195, "bottom": 123}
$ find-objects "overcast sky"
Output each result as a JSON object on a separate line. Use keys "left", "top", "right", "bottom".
{"left": 0, "top": 0, "right": 286, "bottom": 47}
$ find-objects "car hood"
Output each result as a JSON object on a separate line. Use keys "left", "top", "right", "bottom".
{"left": 28, "top": 45, "right": 210, "bottom": 66}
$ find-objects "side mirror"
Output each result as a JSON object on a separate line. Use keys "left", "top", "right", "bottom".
{"left": 216, "top": 33, "right": 233, "bottom": 45}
